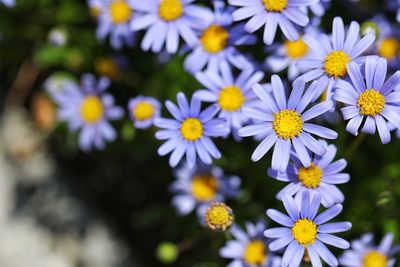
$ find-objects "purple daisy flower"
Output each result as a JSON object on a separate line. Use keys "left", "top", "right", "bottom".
{"left": 195, "top": 62, "right": 264, "bottom": 137}
{"left": 154, "top": 92, "right": 229, "bottom": 168}
{"left": 340, "top": 233, "right": 400, "bottom": 267}
{"left": 303, "top": 0, "right": 330, "bottom": 17}
{"left": 268, "top": 140, "right": 350, "bottom": 208}
{"left": 52, "top": 74, "right": 124, "bottom": 151}
{"left": 334, "top": 56, "right": 400, "bottom": 144}
{"left": 238, "top": 75, "right": 338, "bottom": 172}
{"left": 94, "top": 0, "right": 139, "bottom": 50}
{"left": 170, "top": 162, "right": 240, "bottom": 216}
{"left": 220, "top": 220, "right": 282, "bottom": 267}
{"left": 183, "top": 0, "right": 256, "bottom": 74}
{"left": 264, "top": 191, "right": 352, "bottom": 267}
{"left": 228, "top": 0, "right": 316, "bottom": 45}
{"left": 1, "top": 0, "right": 14, "bottom": 7}
{"left": 297, "top": 17, "right": 376, "bottom": 101}
{"left": 127, "top": 96, "right": 161, "bottom": 129}
{"left": 130, "top": 0, "right": 213, "bottom": 54}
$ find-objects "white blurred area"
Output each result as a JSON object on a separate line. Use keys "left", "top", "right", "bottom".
{"left": 0, "top": 107, "right": 135, "bottom": 267}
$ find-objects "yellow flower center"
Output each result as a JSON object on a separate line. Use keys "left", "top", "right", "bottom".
{"left": 273, "top": 109, "right": 303, "bottom": 139}
{"left": 298, "top": 163, "right": 323, "bottom": 188}
{"left": 378, "top": 38, "right": 400, "bottom": 60}
{"left": 357, "top": 89, "right": 385, "bottom": 116}
{"left": 262, "top": 0, "right": 288, "bottom": 12}
{"left": 285, "top": 39, "right": 309, "bottom": 59}
{"left": 363, "top": 251, "right": 388, "bottom": 267}
{"left": 292, "top": 219, "right": 318, "bottom": 246}
{"left": 133, "top": 102, "right": 155, "bottom": 121}
{"left": 191, "top": 175, "right": 219, "bottom": 202}
{"left": 205, "top": 202, "right": 234, "bottom": 231}
{"left": 80, "top": 96, "right": 104, "bottom": 124}
{"left": 109, "top": 0, "right": 132, "bottom": 24}
{"left": 200, "top": 24, "right": 229, "bottom": 54}
{"left": 180, "top": 118, "right": 203, "bottom": 141}
{"left": 324, "top": 50, "right": 351, "bottom": 78}
{"left": 218, "top": 85, "right": 245, "bottom": 112}
{"left": 244, "top": 240, "right": 268, "bottom": 266}
{"left": 158, "top": 0, "right": 183, "bottom": 21}
{"left": 95, "top": 57, "right": 120, "bottom": 80}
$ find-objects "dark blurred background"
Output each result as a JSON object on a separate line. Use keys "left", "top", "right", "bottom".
{"left": 0, "top": 0, "right": 399, "bottom": 266}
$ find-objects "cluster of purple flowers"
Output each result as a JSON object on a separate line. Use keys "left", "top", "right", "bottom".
{"left": 41, "top": 0, "right": 400, "bottom": 266}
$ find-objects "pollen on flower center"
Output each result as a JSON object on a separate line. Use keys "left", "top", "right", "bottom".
{"left": 200, "top": 24, "right": 229, "bottom": 54}
{"left": 205, "top": 202, "right": 234, "bottom": 231}
{"left": 273, "top": 109, "right": 303, "bottom": 139}
{"left": 357, "top": 89, "right": 385, "bottom": 116}
{"left": 285, "top": 39, "right": 309, "bottom": 59}
{"left": 191, "top": 175, "right": 219, "bottom": 202}
{"left": 363, "top": 251, "right": 388, "bottom": 267}
{"left": 158, "top": 0, "right": 183, "bottom": 21}
{"left": 80, "top": 96, "right": 104, "bottom": 124}
{"left": 378, "top": 38, "right": 400, "bottom": 60}
{"left": 262, "top": 0, "right": 288, "bottom": 12}
{"left": 291, "top": 219, "right": 318, "bottom": 246}
{"left": 324, "top": 50, "right": 351, "bottom": 78}
{"left": 109, "top": 0, "right": 132, "bottom": 24}
{"left": 298, "top": 163, "right": 323, "bottom": 188}
{"left": 218, "top": 85, "right": 245, "bottom": 112}
{"left": 244, "top": 240, "right": 267, "bottom": 265}
{"left": 133, "top": 102, "right": 155, "bottom": 121}
{"left": 180, "top": 118, "right": 203, "bottom": 141}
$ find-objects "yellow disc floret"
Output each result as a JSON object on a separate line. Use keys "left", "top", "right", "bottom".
{"left": 298, "top": 163, "right": 323, "bottom": 188}
{"left": 262, "top": 0, "right": 288, "bottom": 12}
{"left": 292, "top": 219, "right": 318, "bottom": 246}
{"left": 205, "top": 202, "right": 234, "bottom": 231}
{"left": 158, "top": 0, "right": 183, "bottom": 21}
{"left": 109, "top": 0, "right": 132, "bottom": 24}
{"left": 200, "top": 25, "right": 229, "bottom": 54}
{"left": 180, "top": 118, "right": 203, "bottom": 141}
{"left": 191, "top": 175, "right": 219, "bottom": 202}
{"left": 218, "top": 85, "right": 245, "bottom": 112}
{"left": 324, "top": 50, "right": 351, "bottom": 78}
{"left": 244, "top": 240, "right": 267, "bottom": 265}
{"left": 285, "top": 39, "right": 309, "bottom": 59}
{"left": 378, "top": 38, "right": 400, "bottom": 60}
{"left": 357, "top": 89, "right": 385, "bottom": 116}
{"left": 363, "top": 251, "right": 388, "bottom": 267}
{"left": 273, "top": 109, "right": 303, "bottom": 139}
{"left": 80, "top": 96, "right": 104, "bottom": 124}
{"left": 133, "top": 102, "right": 155, "bottom": 121}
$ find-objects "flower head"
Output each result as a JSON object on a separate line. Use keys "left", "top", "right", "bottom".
{"left": 131, "top": 0, "right": 213, "bottom": 53}
{"left": 128, "top": 96, "right": 161, "bottom": 129}
{"left": 1, "top": 0, "right": 14, "bottom": 7}
{"left": 264, "top": 192, "right": 351, "bottom": 267}
{"left": 170, "top": 163, "right": 241, "bottom": 216}
{"left": 297, "top": 17, "right": 376, "bottom": 101}
{"left": 334, "top": 56, "right": 400, "bottom": 144}
{"left": 268, "top": 140, "right": 350, "bottom": 208}
{"left": 220, "top": 220, "right": 282, "bottom": 267}
{"left": 52, "top": 74, "right": 124, "bottom": 151}
{"left": 93, "top": 0, "right": 137, "bottom": 49}
{"left": 184, "top": 1, "right": 256, "bottom": 74}
{"left": 239, "top": 75, "right": 337, "bottom": 172}
{"left": 205, "top": 202, "right": 234, "bottom": 231}
{"left": 195, "top": 62, "right": 264, "bottom": 136}
{"left": 340, "top": 233, "right": 399, "bottom": 267}
{"left": 228, "top": 0, "right": 316, "bottom": 45}
{"left": 154, "top": 93, "right": 228, "bottom": 168}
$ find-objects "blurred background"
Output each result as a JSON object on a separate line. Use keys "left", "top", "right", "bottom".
{"left": 0, "top": 0, "right": 400, "bottom": 266}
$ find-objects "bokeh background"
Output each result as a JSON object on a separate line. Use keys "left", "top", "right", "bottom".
{"left": 0, "top": 0, "right": 399, "bottom": 266}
